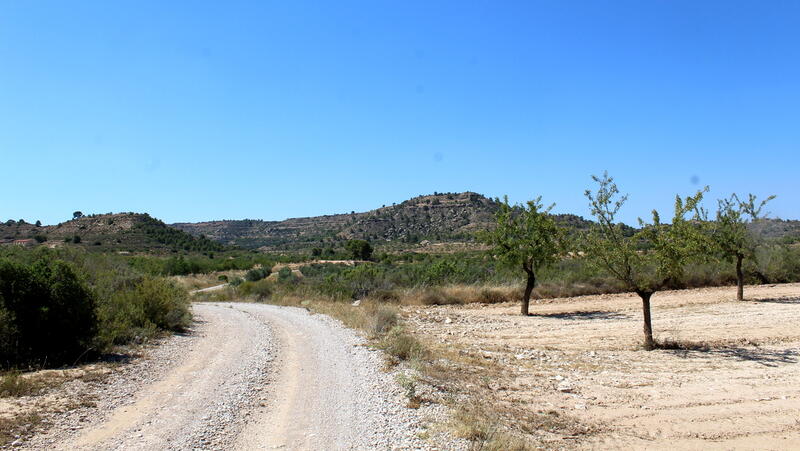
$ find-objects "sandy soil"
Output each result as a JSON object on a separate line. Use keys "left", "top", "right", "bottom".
{"left": 404, "top": 283, "right": 800, "bottom": 450}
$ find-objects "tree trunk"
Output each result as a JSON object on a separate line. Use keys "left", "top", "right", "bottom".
{"left": 637, "top": 291, "right": 655, "bottom": 350}
{"left": 521, "top": 269, "right": 536, "bottom": 316}
{"left": 736, "top": 254, "right": 744, "bottom": 301}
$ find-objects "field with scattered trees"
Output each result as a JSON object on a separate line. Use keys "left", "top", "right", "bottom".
{"left": 2, "top": 183, "right": 799, "bottom": 448}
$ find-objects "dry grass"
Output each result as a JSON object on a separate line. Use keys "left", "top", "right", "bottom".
{"left": 0, "top": 371, "right": 68, "bottom": 398}
{"left": 172, "top": 270, "right": 245, "bottom": 291}
{"left": 0, "top": 412, "right": 42, "bottom": 445}
{"left": 401, "top": 285, "right": 521, "bottom": 306}
{"left": 379, "top": 326, "right": 426, "bottom": 361}
{"left": 392, "top": 281, "right": 625, "bottom": 307}
{"left": 0, "top": 372, "right": 43, "bottom": 398}
{"left": 191, "top": 286, "right": 238, "bottom": 302}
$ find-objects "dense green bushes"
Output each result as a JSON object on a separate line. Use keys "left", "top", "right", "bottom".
{"left": 128, "top": 253, "right": 279, "bottom": 276}
{"left": 133, "top": 215, "right": 224, "bottom": 253}
{"left": 245, "top": 267, "right": 270, "bottom": 282}
{"left": 283, "top": 245, "right": 800, "bottom": 302}
{"left": 0, "top": 258, "right": 97, "bottom": 366}
{"left": 96, "top": 276, "right": 190, "bottom": 346}
{"left": 0, "top": 248, "right": 191, "bottom": 368}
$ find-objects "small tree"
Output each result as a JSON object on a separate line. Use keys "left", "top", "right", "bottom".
{"left": 73, "top": 211, "right": 83, "bottom": 220}
{"left": 345, "top": 239, "right": 373, "bottom": 260}
{"left": 582, "top": 173, "right": 707, "bottom": 349}
{"left": 713, "top": 193, "right": 775, "bottom": 301}
{"left": 35, "top": 220, "right": 42, "bottom": 227}
{"left": 480, "top": 196, "right": 563, "bottom": 316}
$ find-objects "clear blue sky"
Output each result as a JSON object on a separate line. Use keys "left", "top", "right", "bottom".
{"left": 1, "top": 1, "right": 798, "bottom": 225}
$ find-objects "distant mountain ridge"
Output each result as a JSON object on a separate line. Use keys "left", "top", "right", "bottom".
{"left": 172, "top": 192, "right": 596, "bottom": 250}
{"left": 3, "top": 192, "right": 798, "bottom": 253}
{"left": 1, "top": 213, "right": 224, "bottom": 253}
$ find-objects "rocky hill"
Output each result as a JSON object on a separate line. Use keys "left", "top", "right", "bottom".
{"left": 1, "top": 213, "right": 224, "bottom": 253}
{"left": 173, "top": 192, "right": 596, "bottom": 251}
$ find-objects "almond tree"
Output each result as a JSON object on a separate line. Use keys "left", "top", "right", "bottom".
{"left": 582, "top": 173, "right": 708, "bottom": 349}
{"left": 480, "top": 196, "right": 564, "bottom": 316}
{"left": 714, "top": 193, "right": 775, "bottom": 301}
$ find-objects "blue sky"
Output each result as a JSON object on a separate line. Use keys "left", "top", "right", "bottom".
{"left": 1, "top": 1, "right": 798, "bottom": 225}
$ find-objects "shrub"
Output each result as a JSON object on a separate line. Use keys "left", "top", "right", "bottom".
{"left": 345, "top": 239, "right": 373, "bottom": 260}
{"left": 418, "top": 288, "right": 461, "bottom": 305}
{"left": 96, "top": 276, "right": 190, "bottom": 346}
{"left": 0, "top": 258, "right": 97, "bottom": 366}
{"left": 0, "top": 372, "right": 42, "bottom": 397}
{"left": 380, "top": 326, "right": 426, "bottom": 361}
{"left": 245, "top": 267, "right": 270, "bottom": 282}
{"left": 277, "top": 267, "right": 295, "bottom": 283}
{"left": 238, "top": 279, "right": 273, "bottom": 301}
{"left": 368, "top": 307, "right": 398, "bottom": 336}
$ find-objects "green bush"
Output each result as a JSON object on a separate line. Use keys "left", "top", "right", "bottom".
{"left": 277, "top": 267, "right": 296, "bottom": 283}
{"left": 238, "top": 279, "right": 273, "bottom": 301}
{"left": 245, "top": 267, "right": 270, "bottom": 282}
{"left": 380, "top": 326, "right": 426, "bottom": 361}
{"left": 345, "top": 239, "right": 373, "bottom": 260}
{"left": 96, "top": 276, "right": 190, "bottom": 346}
{"left": 0, "top": 258, "right": 97, "bottom": 366}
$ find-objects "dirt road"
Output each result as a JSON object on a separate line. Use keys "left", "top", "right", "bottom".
{"left": 35, "top": 303, "right": 442, "bottom": 451}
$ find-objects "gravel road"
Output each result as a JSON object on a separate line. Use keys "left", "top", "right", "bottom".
{"left": 33, "top": 303, "right": 454, "bottom": 451}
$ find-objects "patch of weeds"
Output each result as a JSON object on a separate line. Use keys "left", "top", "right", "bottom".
{"left": 380, "top": 326, "right": 427, "bottom": 362}
{"left": 0, "top": 372, "right": 43, "bottom": 397}
{"left": 369, "top": 307, "right": 398, "bottom": 337}
{"left": 396, "top": 372, "right": 422, "bottom": 408}
{"left": 0, "top": 412, "right": 42, "bottom": 446}
{"left": 451, "top": 403, "right": 531, "bottom": 451}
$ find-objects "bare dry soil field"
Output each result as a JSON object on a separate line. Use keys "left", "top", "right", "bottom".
{"left": 404, "top": 283, "right": 800, "bottom": 450}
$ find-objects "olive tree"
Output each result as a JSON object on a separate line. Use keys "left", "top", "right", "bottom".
{"left": 582, "top": 173, "right": 707, "bottom": 349}
{"left": 713, "top": 193, "right": 775, "bottom": 301}
{"left": 480, "top": 196, "right": 563, "bottom": 316}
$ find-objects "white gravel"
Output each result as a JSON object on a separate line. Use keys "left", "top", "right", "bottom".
{"left": 20, "top": 303, "right": 465, "bottom": 451}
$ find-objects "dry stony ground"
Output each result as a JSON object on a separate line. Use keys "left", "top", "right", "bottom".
{"left": 1, "top": 303, "right": 467, "bottom": 450}
{"left": 403, "top": 283, "right": 800, "bottom": 450}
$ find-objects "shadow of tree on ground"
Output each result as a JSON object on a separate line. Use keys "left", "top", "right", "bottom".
{"left": 750, "top": 296, "right": 800, "bottom": 304}
{"left": 528, "top": 310, "right": 629, "bottom": 320}
{"left": 662, "top": 342, "right": 798, "bottom": 367}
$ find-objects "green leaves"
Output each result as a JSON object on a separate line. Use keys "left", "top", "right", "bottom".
{"left": 713, "top": 193, "right": 775, "bottom": 262}
{"left": 582, "top": 172, "right": 710, "bottom": 293}
{"left": 479, "top": 195, "right": 563, "bottom": 275}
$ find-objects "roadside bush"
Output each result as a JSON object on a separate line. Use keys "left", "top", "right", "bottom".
{"left": 277, "top": 267, "right": 296, "bottom": 284}
{"left": 238, "top": 279, "right": 273, "bottom": 301}
{"left": 0, "top": 258, "right": 97, "bottom": 366}
{"left": 368, "top": 307, "right": 398, "bottom": 336}
{"left": 417, "top": 288, "right": 462, "bottom": 305}
{"left": 96, "top": 276, "right": 190, "bottom": 346}
{"left": 245, "top": 267, "right": 270, "bottom": 282}
{"left": 380, "top": 326, "right": 426, "bottom": 361}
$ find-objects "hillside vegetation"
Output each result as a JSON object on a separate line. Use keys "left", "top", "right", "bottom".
{"left": 1, "top": 213, "right": 225, "bottom": 253}
{"left": 173, "top": 192, "right": 597, "bottom": 251}
{"left": 173, "top": 191, "right": 799, "bottom": 252}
